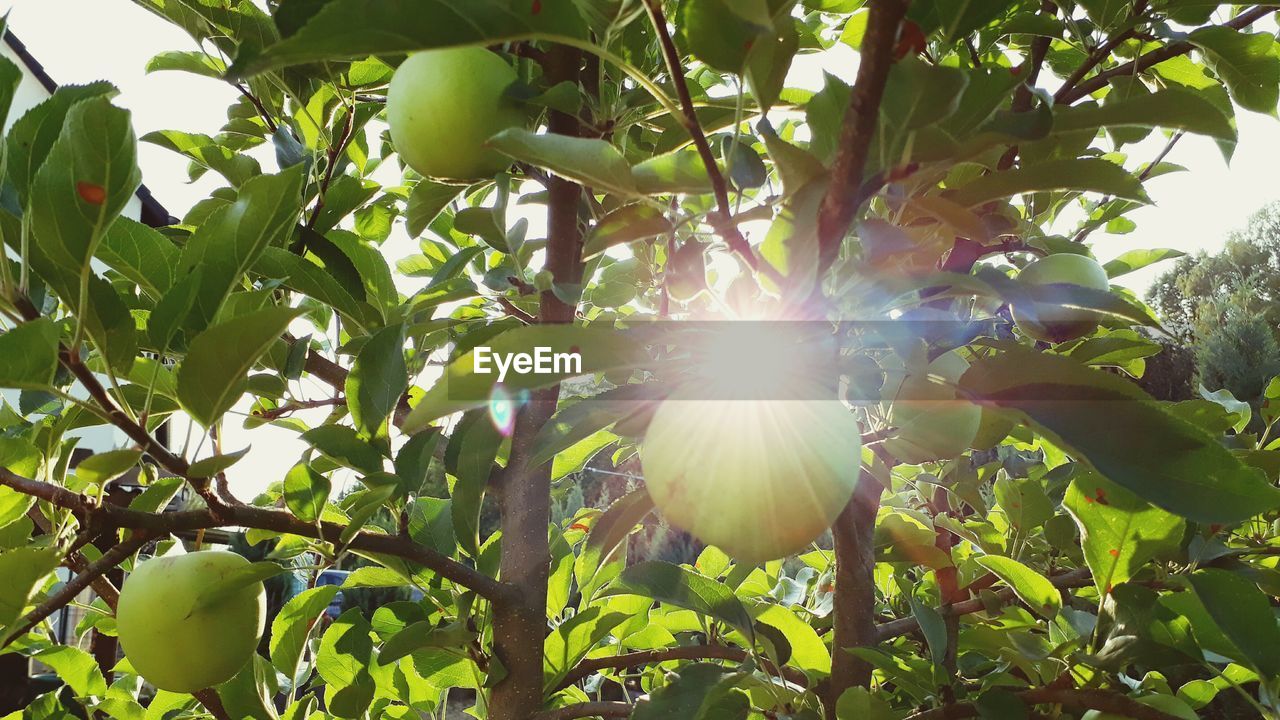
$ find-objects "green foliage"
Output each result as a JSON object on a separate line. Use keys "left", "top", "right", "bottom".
{"left": 1, "top": 1, "right": 1279, "bottom": 718}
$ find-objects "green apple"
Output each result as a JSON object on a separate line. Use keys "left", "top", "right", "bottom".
{"left": 386, "top": 47, "right": 525, "bottom": 181}
{"left": 1012, "top": 253, "right": 1110, "bottom": 343}
{"left": 117, "top": 550, "right": 266, "bottom": 693}
{"left": 884, "top": 350, "right": 981, "bottom": 464}
{"left": 1080, "top": 694, "right": 1197, "bottom": 720}
{"left": 641, "top": 385, "right": 861, "bottom": 563}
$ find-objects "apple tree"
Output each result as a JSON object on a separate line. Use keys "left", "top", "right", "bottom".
{"left": 0, "top": 1, "right": 1279, "bottom": 719}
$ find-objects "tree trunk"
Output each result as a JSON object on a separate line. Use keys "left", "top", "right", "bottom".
{"left": 825, "top": 471, "right": 884, "bottom": 717}
{"left": 487, "top": 44, "right": 584, "bottom": 720}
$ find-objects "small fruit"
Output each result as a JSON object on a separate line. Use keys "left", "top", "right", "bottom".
{"left": 386, "top": 47, "right": 525, "bottom": 181}
{"left": 884, "top": 350, "right": 981, "bottom": 464}
{"left": 1012, "top": 254, "right": 1110, "bottom": 343}
{"left": 642, "top": 385, "right": 861, "bottom": 563}
{"left": 117, "top": 551, "right": 266, "bottom": 692}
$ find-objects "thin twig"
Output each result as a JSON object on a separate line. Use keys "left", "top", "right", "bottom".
{"left": 1057, "top": 5, "right": 1278, "bottom": 103}
{"left": 815, "top": 0, "right": 912, "bottom": 276}
{"left": 306, "top": 104, "right": 358, "bottom": 231}
{"left": 556, "top": 643, "right": 808, "bottom": 691}
{"left": 252, "top": 396, "right": 348, "bottom": 421}
{"left": 235, "top": 84, "right": 279, "bottom": 134}
{"left": 904, "top": 687, "right": 1186, "bottom": 720}
{"left": 1, "top": 468, "right": 512, "bottom": 605}
{"left": 640, "top": 0, "right": 765, "bottom": 276}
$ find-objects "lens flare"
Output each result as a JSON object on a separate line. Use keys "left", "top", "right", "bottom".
{"left": 488, "top": 384, "right": 518, "bottom": 436}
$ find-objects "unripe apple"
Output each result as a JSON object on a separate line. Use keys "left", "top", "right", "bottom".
{"left": 117, "top": 551, "right": 266, "bottom": 693}
{"left": 1012, "top": 253, "right": 1110, "bottom": 343}
{"left": 386, "top": 47, "right": 525, "bottom": 181}
{"left": 641, "top": 385, "right": 861, "bottom": 563}
{"left": 884, "top": 350, "right": 981, "bottom": 464}
{"left": 1080, "top": 694, "right": 1197, "bottom": 720}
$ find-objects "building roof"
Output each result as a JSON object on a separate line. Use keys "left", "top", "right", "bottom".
{"left": 2, "top": 30, "right": 176, "bottom": 228}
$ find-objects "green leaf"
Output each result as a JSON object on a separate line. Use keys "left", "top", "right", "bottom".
{"left": 128, "top": 475, "right": 185, "bottom": 515}
{"left": 489, "top": 128, "right": 637, "bottom": 197}
{"left": 575, "top": 488, "right": 654, "bottom": 603}
{"left": 445, "top": 410, "right": 503, "bottom": 558}
{"left": 156, "top": 167, "right": 305, "bottom": 337}
{"left": 346, "top": 324, "right": 408, "bottom": 437}
{"left": 190, "top": 561, "right": 283, "bottom": 614}
{"left": 316, "top": 608, "right": 376, "bottom": 719}
{"left": 6, "top": 81, "right": 116, "bottom": 203}
{"left": 1188, "top": 26, "right": 1280, "bottom": 115}
{"left": 1053, "top": 88, "right": 1235, "bottom": 141}
{"left": 631, "top": 662, "right": 750, "bottom": 720}
{"left": 0, "top": 319, "right": 60, "bottom": 390}
{"left": 29, "top": 97, "right": 140, "bottom": 282}
{"left": 1102, "top": 248, "right": 1186, "bottom": 278}
{"left": 881, "top": 58, "right": 970, "bottom": 130}
{"left": 379, "top": 620, "right": 473, "bottom": 665}
{"left": 543, "top": 606, "right": 629, "bottom": 689}
{"left": 405, "top": 181, "right": 464, "bottom": 238}
{"left": 1188, "top": 569, "right": 1280, "bottom": 677}
{"left": 177, "top": 306, "right": 305, "bottom": 427}
{"left": 216, "top": 655, "right": 278, "bottom": 720}
{"left": 947, "top": 158, "right": 1148, "bottom": 207}
{"left": 230, "top": 0, "right": 588, "bottom": 76}
{"left": 836, "top": 687, "right": 895, "bottom": 720}
{"left": 582, "top": 204, "right": 673, "bottom": 259}
{"left": 34, "top": 646, "right": 108, "bottom": 698}
{"left": 301, "top": 425, "right": 385, "bottom": 474}
{"left": 600, "top": 560, "right": 755, "bottom": 642}
{"left": 97, "top": 217, "right": 180, "bottom": 298}
{"left": 407, "top": 496, "right": 455, "bottom": 557}
{"left": 752, "top": 602, "right": 832, "bottom": 676}
{"left": 145, "top": 50, "right": 227, "bottom": 78}
{"left": 0, "top": 546, "right": 60, "bottom": 640}
{"left": 677, "top": 0, "right": 772, "bottom": 72}
{"left": 75, "top": 449, "right": 143, "bottom": 487}
{"left": 254, "top": 247, "right": 380, "bottom": 334}
{"left": 963, "top": 347, "right": 1280, "bottom": 524}
{"left": 975, "top": 555, "right": 1061, "bottom": 619}
{"left": 283, "top": 463, "right": 331, "bottom": 523}
{"left": 188, "top": 448, "right": 251, "bottom": 479}
{"left": 0, "top": 439, "right": 41, "bottom": 528}
{"left": 530, "top": 385, "right": 653, "bottom": 467}
{"left": 632, "top": 148, "right": 718, "bottom": 195}
{"left": 401, "top": 323, "right": 647, "bottom": 432}
{"left": 1065, "top": 473, "right": 1184, "bottom": 596}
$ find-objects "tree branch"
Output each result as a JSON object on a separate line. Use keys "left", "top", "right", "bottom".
{"left": 904, "top": 688, "right": 1186, "bottom": 720}
{"left": 531, "top": 702, "right": 632, "bottom": 720}
{"left": 876, "top": 568, "right": 1092, "bottom": 641}
{"left": 0, "top": 469, "right": 512, "bottom": 605}
{"left": 556, "top": 643, "right": 808, "bottom": 691}
{"left": 816, "top": 0, "right": 911, "bottom": 276}
{"left": 1, "top": 533, "right": 153, "bottom": 649}
{"left": 1056, "top": 5, "right": 1278, "bottom": 104}
{"left": 641, "top": 0, "right": 764, "bottom": 275}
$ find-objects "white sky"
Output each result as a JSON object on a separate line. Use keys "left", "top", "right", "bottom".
{"left": 3, "top": 0, "right": 1278, "bottom": 495}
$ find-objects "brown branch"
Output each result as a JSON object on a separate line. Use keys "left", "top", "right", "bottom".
{"left": 531, "top": 702, "right": 632, "bottom": 720}
{"left": 306, "top": 104, "right": 358, "bottom": 231}
{"left": 235, "top": 84, "right": 279, "bottom": 134}
{"left": 876, "top": 568, "right": 1092, "bottom": 642}
{"left": 556, "top": 644, "right": 808, "bottom": 691}
{"left": 252, "top": 396, "right": 347, "bottom": 421}
{"left": 1072, "top": 130, "right": 1185, "bottom": 243}
{"left": 194, "top": 689, "right": 234, "bottom": 720}
{"left": 1053, "top": 26, "right": 1140, "bottom": 103}
{"left": 904, "top": 688, "right": 1186, "bottom": 720}
{"left": 497, "top": 296, "right": 537, "bottom": 325}
{"left": 997, "top": 1, "right": 1057, "bottom": 170}
{"left": 825, "top": 468, "right": 887, "bottom": 717}
{"left": 0, "top": 469, "right": 512, "bottom": 605}
{"left": 1, "top": 533, "right": 153, "bottom": 649}
{"left": 816, "top": 0, "right": 911, "bottom": 277}
{"left": 640, "top": 0, "right": 763, "bottom": 275}
{"left": 1056, "top": 5, "right": 1278, "bottom": 104}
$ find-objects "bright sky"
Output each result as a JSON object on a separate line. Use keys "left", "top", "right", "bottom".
{"left": 4, "top": 0, "right": 1278, "bottom": 494}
